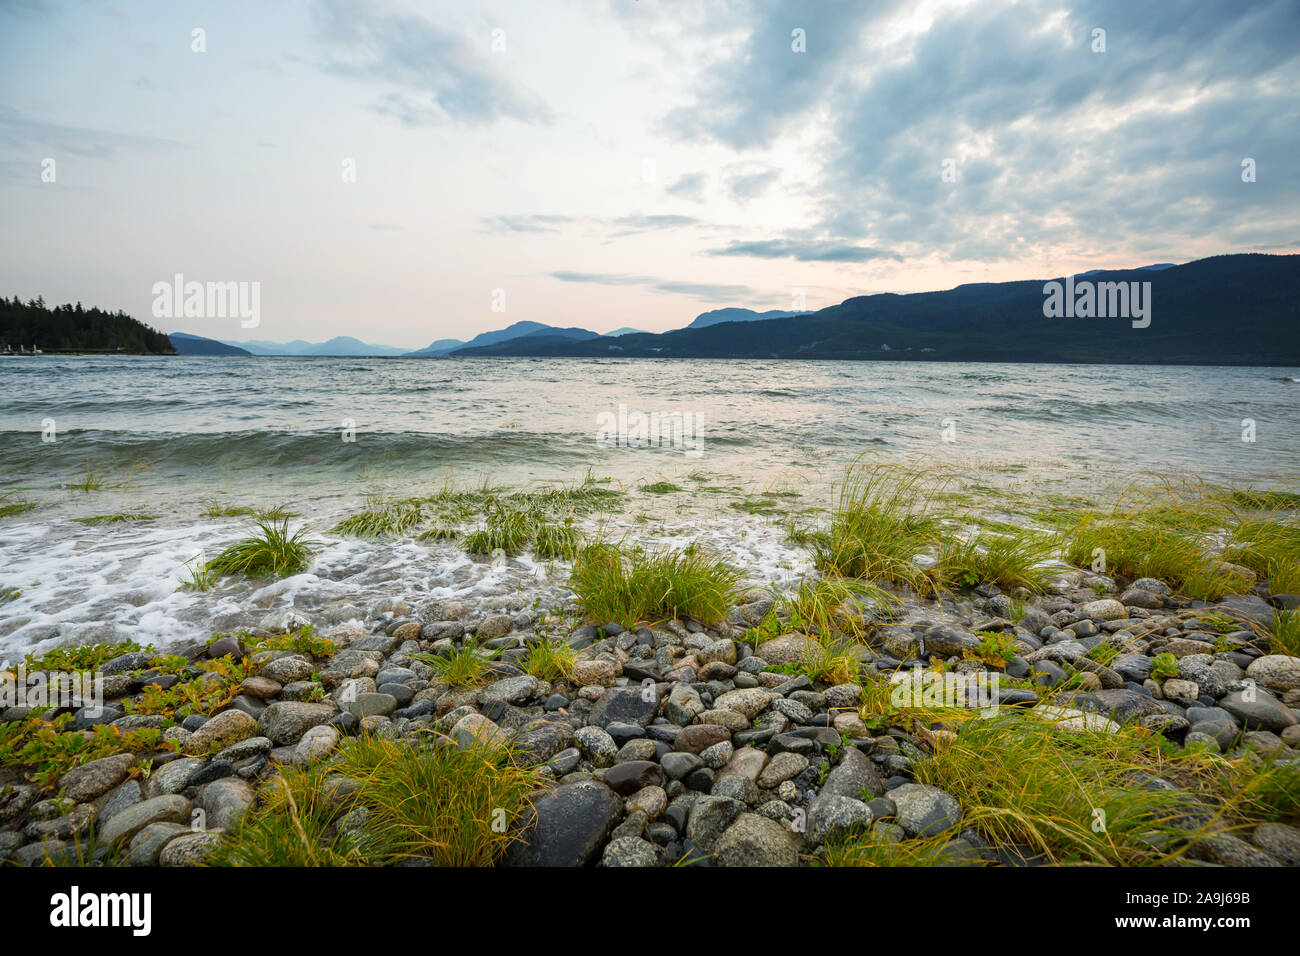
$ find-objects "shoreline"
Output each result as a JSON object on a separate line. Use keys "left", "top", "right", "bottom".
{"left": 1, "top": 463, "right": 1297, "bottom": 867}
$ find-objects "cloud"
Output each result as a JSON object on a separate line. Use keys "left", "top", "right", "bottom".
{"left": 550, "top": 270, "right": 755, "bottom": 301}
{"left": 661, "top": 0, "right": 904, "bottom": 150}
{"left": 482, "top": 212, "right": 699, "bottom": 236}
{"left": 665, "top": 171, "right": 708, "bottom": 201}
{"left": 708, "top": 239, "right": 900, "bottom": 263}
{"left": 650, "top": 0, "right": 1300, "bottom": 265}
{"left": 722, "top": 163, "right": 780, "bottom": 203}
{"left": 482, "top": 214, "right": 576, "bottom": 233}
{"left": 312, "top": 0, "right": 552, "bottom": 127}
{"left": 609, "top": 213, "right": 699, "bottom": 234}
{"left": 0, "top": 106, "right": 183, "bottom": 160}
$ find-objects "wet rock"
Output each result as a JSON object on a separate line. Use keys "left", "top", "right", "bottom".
{"left": 756, "top": 633, "right": 822, "bottom": 665}
{"left": 685, "top": 794, "right": 743, "bottom": 848}
{"left": 506, "top": 780, "right": 621, "bottom": 867}
{"left": 1079, "top": 599, "right": 1126, "bottom": 621}
{"left": 923, "top": 625, "right": 979, "bottom": 657}
{"left": 1246, "top": 655, "right": 1300, "bottom": 694}
{"left": 158, "top": 831, "right": 224, "bottom": 866}
{"left": 195, "top": 778, "right": 254, "bottom": 830}
{"left": 124, "top": 822, "right": 190, "bottom": 866}
{"left": 601, "top": 836, "right": 658, "bottom": 867}
{"left": 820, "top": 745, "right": 886, "bottom": 800}
{"left": 674, "top": 724, "right": 731, "bottom": 754}
{"left": 603, "top": 760, "right": 663, "bottom": 796}
{"left": 588, "top": 686, "right": 659, "bottom": 728}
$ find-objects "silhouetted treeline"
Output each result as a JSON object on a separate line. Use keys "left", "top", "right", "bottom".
{"left": 0, "top": 296, "right": 174, "bottom": 352}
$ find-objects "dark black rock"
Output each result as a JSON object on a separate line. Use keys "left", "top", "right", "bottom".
{"left": 588, "top": 687, "right": 659, "bottom": 728}
{"left": 606, "top": 722, "right": 647, "bottom": 746}
{"left": 504, "top": 780, "right": 620, "bottom": 867}
{"left": 188, "top": 760, "right": 233, "bottom": 787}
{"left": 207, "top": 636, "right": 244, "bottom": 660}
{"left": 603, "top": 760, "right": 664, "bottom": 795}
{"left": 683, "top": 767, "right": 715, "bottom": 792}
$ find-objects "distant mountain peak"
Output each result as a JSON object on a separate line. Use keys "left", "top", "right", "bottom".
{"left": 685, "top": 307, "right": 810, "bottom": 330}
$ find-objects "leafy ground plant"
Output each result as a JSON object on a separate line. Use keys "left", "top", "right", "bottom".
{"left": 0, "top": 714, "right": 169, "bottom": 788}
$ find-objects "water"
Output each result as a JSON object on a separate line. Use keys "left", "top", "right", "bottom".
{"left": 1, "top": 356, "right": 1297, "bottom": 658}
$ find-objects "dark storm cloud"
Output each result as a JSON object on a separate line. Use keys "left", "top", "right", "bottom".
{"left": 661, "top": 0, "right": 1300, "bottom": 263}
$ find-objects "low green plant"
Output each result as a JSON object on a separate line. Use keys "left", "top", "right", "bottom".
{"left": 775, "top": 576, "right": 892, "bottom": 642}
{"left": 331, "top": 500, "right": 424, "bottom": 538}
{"left": 967, "top": 631, "right": 1017, "bottom": 669}
{"left": 1055, "top": 482, "right": 1247, "bottom": 600}
{"left": 23, "top": 640, "right": 147, "bottom": 673}
{"left": 909, "top": 711, "right": 1262, "bottom": 865}
{"left": 209, "top": 760, "right": 385, "bottom": 866}
{"left": 0, "top": 714, "right": 170, "bottom": 788}
{"left": 937, "top": 529, "right": 1056, "bottom": 593}
{"left": 568, "top": 541, "right": 745, "bottom": 625}
{"left": 521, "top": 639, "right": 576, "bottom": 681}
{"left": 245, "top": 625, "right": 337, "bottom": 660}
{"left": 211, "top": 735, "right": 546, "bottom": 867}
{"left": 411, "top": 640, "right": 500, "bottom": 687}
{"left": 822, "top": 832, "right": 985, "bottom": 867}
{"left": 179, "top": 552, "right": 219, "bottom": 592}
{"left": 1086, "top": 642, "right": 1121, "bottom": 666}
{"left": 205, "top": 512, "right": 315, "bottom": 578}
{"left": 533, "top": 518, "right": 582, "bottom": 560}
{"left": 0, "top": 493, "right": 38, "bottom": 519}
{"left": 641, "top": 481, "right": 683, "bottom": 494}
{"left": 1268, "top": 609, "right": 1300, "bottom": 657}
{"left": 462, "top": 500, "right": 533, "bottom": 556}
{"left": 1151, "top": 652, "right": 1179, "bottom": 681}
{"left": 809, "top": 460, "right": 944, "bottom": 594}
{"left": 72, "top": 512, "right": 157, "bottom": 525}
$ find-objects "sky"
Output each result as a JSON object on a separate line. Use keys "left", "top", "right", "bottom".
{"left": 0, "top": 0, "right": 1296, "bottom": 349}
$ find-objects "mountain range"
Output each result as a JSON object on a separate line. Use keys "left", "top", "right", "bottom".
{"left": 450, "top": 254, "right": 1300, "bottom": 366}
{"left": 166, "top": 254, "right": 1299, "bottom": 365}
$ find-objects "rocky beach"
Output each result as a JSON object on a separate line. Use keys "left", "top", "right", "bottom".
{"left": 3, "top": 466, "right": 1298, "bottom": 868}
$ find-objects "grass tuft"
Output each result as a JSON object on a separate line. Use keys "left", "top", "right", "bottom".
{"left": 205, "top": 512, "right": 315, "bottom": 578}
{"left": 569, "top": 541, "right": 745, "bottom": 625}
{"left": 809, "top": 461, "right": 943, "bottom": 594}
